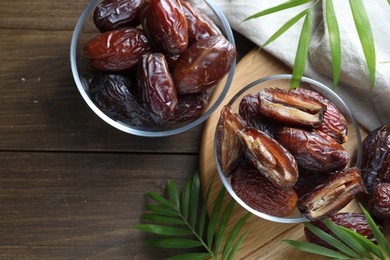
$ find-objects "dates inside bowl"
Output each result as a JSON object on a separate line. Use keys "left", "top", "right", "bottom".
{"left": 214, "top": 74, "right": 363, "bottom": 223}
{"left": 70, "top": 0, "right": 236, "bottom": 137}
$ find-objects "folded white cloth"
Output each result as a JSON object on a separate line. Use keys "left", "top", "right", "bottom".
{"left": 196, "top": 0, "right": 390, "bottom": 131}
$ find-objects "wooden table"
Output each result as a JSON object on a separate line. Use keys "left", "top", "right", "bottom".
{"left": 0, "top": 1, "right": 256, "bottom": 258}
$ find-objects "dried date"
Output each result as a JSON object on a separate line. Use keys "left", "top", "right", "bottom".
{"left": 298, "top": 167, "right": 364, "bottom": 220}
{"left": 236, "top": 127, "right": 298, "bottom": 189}
{"left": 231, "top": 163, "right": 298, "bottom": 217}
{"left": 361, "top": 125, "right": 390, "bottom": 194}
{"left": 168, "top": 92, "right": 208, "bottom": 123}
{"left": 93, "top": 0, "right": 143, "bottom": 32}
{"left": 238, "top": 93, "right": 280, "bottom": 139}
{"left": 137, "top": 53, "right": 177, "bottom": 124}
{"left": 84, "top": 28, "right": 150, "bottom": 71}
{"left": 258, "top": 88, "right": 326, "bottom": 128}
{"left": 140, "top": 0, "right": 188, "bottom": 55}
{"left": 368, "top": 183, "right": 390, "bottom": 219}
{"left": 89, "top": 73, "right": 151, "bottom": 125}
{"left": 293, "top": 88, "right": 348, "bottom": 143}
{"left": 305, "top": 213, "right": 380, "bottom": 248}
{"left": 180, "top": 0, "right": 222, "bottom": 43}
{"left": 172, "top": 36, "right": 236, "bottom": 94}
{"left": 277, "top": 127, "right": 348, "bottom": 173}
{"left": 216, "top": 105, "right": 246, "bottom": 175}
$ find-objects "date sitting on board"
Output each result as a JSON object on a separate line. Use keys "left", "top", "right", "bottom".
{"left": 217, "top": 87, "right": 365, "bottom": 220}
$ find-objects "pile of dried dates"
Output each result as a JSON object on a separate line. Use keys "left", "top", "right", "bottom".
{"left": 83, "top": 0, "right": 236, "bottom": 126}
{"left": 217, "top": 85, "right": 390, "bottom": 245}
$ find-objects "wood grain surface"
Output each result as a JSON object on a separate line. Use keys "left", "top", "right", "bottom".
{"left": 199, "top": 49, "right": 389, "bottom": 259}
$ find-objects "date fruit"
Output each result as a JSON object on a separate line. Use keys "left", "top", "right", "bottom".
{"left": 258, "top": 88, "right": 326, "bottom": 128}
{"left": 236, "top": 127, "right": 298, "bottom": 189}
{"left": 180, "top": 0, "right": 221, "bottom": 43}
{"left": 305, "top": 213, "right": 379, "bottom": 248}
{"left": 293, "top": 88, "right": 348, "bottom": 143}
{"left": 277, "top": 127, "right": 349, "bottom": 173}
{"left": 141, "top": 0, "right": 188, "bottom": 55}
{"left": 238, "top": 93, "right": 280, "bottom": 139}
{"left": 172, "top": 36, "right": 236, "bottom": 94}
{"left": 216, "top": 105, "right": 246, "bottom": 175}
{"left": 298, "top": 167, "right": 364, "bottom": 220}
{"left": 137, "top": 53, "right": 177, "bottom": 124}
{"left": 231, "top": 163, "right": 298, "bottom": 217}
{"left": 93, "top": 0, "right": 143, "bottom": 32}
{"left": 84, "top": 28, "right": 150, "bottom": 71}
{"left": 89, "top": 73, "right": 151, "bottom": 125}
{"left": 368, "top": 183, "right": 390, "bottom": 219}
{"left": 168, "top": 92, "right": 208, "bottom": 123}
{"left": 361, "top": 125, "right": 390, "bottom": 194}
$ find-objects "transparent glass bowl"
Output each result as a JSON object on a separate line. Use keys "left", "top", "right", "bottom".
{"left": 214, "top": 74, "right": 362, "bottom": 223}
{"left": 70, "top": 0, "right": 235, "bottom": 137}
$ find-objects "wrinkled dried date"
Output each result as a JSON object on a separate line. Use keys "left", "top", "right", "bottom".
{"left": 258, "top": 88, "right": 326, "bottom": 128}
{"left": 298, "top": 167, "right": 364, "bottom": 220}
{"left": 361, "top": 125, "right": 390, "bottom": 194}
{"left": 172, "top": 36, "right": 236, "bottom": 94}
{"left": 89, "top": 73, "right": 151, "bottom": 125}
{"left": 180, "top": 0, "right": 221, "bottom": 43}
{"left": 368, "top": 183, "right": 390, "bottom": 219}
{"left": 168, "top": 92, "right": 208, "bottom": 123}
{"left": 294, "top": 169, "right": 335, "bottom": 198}
{"left": 141, "top": 0, "right": 188, "bottom": 55}
{"left": 137, "top": 53, "right": 177, "bottom": 124}
{"left": 293, "top": 88, "right": 348, "bottom": 143}
{"left": 236, "top": 127, "right": 298, "bottom": 189}
{"left": 231, "top": 163, "right": 298, "bottom": 217}
{"left": 84, "top": 28, "right": 150, "bottom": 71}
{"left": 93, "top": 0, "right": 143, "bottom": 32}
{"left": 277, "top": 127, "right": 349, "bottom": 173}
{"left": 217, "top": 105, "right": 246, "bottom": 175}
{"left": 305, "top": 213, "right": 380, "bottom": 248}
{"left": 238, "top": 93, "right": 280, "bottom": 139}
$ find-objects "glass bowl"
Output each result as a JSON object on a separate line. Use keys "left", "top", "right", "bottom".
{"left": 214, "top": 74, "right": 362, "bottom": 223}
{"left": 70, "top": 0, "right": 236, "bottom": 137}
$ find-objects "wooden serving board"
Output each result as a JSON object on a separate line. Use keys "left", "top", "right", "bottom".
{"left": 199, "top": 49, "right": 388, "bottom": 259}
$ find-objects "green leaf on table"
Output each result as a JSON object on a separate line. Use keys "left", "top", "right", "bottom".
{"left": 260, "top": 9, "right": 309, "bottom": 50}
{"left": 133, "top": 224, "right": 193, "bottom": 236}
{"left": 134, "top": 171, "right": 250, "bottom": 259}
{"left": 291, "top": 10, "right": 312, "bottom": 88}
{"left": 323, "top": 218, "right": 373, "bottom": 259}
{"left": 283, "top": 240, "right": 349, "bottom": 259}
{"left": 325, "top": 0, "right": 341, "bottom": 88}
{"left": 242, "top": 0, "right": 312, "bottom": 22}
{"left": 360, "top": 204, "right": 390, "bottom": 258}
{"left": 338, "top": 225, "right": 385, "bottom": 260}
{"left": 145, "top": 238, "right": 203, "bottom": 248}
{"left": 304, "top": 222, "right": 359, "bottom": 258}
{"left": 349, "top": 0, "right": 376, "bottom": 90}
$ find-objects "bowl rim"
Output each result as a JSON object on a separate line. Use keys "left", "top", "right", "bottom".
{"left": 214, "top": 74, "right": 362, "bottom": 223}
{"left": 70, "top": 0, "right": 236, "bottom": 137}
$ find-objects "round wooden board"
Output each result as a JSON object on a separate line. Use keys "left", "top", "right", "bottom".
{"left": 199, "top": 49, "right": 388, "bottom": 259}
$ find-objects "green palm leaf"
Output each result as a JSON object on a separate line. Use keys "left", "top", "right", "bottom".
{"left": 142, "top": 214, "right": 186, "bottom": 225}
{"left": 283, "top": 240, "right": 349, "bottom": 259}
{"left": 133, "top": 224, "right": 193, "bottom": 236}
{"left": 261, "top": 9, "right": 309, "bottom": 50}
{"left": 338, "top": 226, "right": 385, "bottom": 260}
{"left": 291, "top": 10, "right": 312, "bottom": 88}
{"left": 222, "top": 213, "right": 251, "bottom": 260}
{"left": 181, "top": 179, "right": 191, "bottom": 220}
{"left": 198, "top": 176, "right": 213, "bottom": 239}
{"left": 166, "top": 253, "right": 211, "bottom": 260}
{"left": 144, "top": 238, "right": 203, "bottom": 248}
{"left": 304, "top": 222, "right": 359, "bottom": 258}
{"left": 360, "top": 204, "right": 390, "bottom": 258}
{"left": 148, "top": 192, "right": 174, "bottom": 208}
{"left": 215, "top": 199, "right": 235, "bottom": 256}
{"left": 189, "top": 172, "right": 200, "bottom": 228}
{"left": 349, "top": 0, "right": 376, "bottom": 90}
{"left": 145, "top": 205, "right": 178, "bottom": 217}
{"left": 167, "top": 180, "right": 180, "bottom": 211}
{"left": 325, "top": 0, "right": 341, "bottom": 88}
{"left": 323, "top": 218, "right": 373, "bottom": 259}
{"left": 227, "top": 231, "right": 248, "bottom": 260}
{"left": 207, "top": 187, "right": 225, "bottom": 247}
{"left": 243, "top": 0, "right": 312, "bottom": 22}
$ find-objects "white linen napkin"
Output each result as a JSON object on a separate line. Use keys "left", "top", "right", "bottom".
{"left": 196, "top": 0, "right": 390, "bottom": 131}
